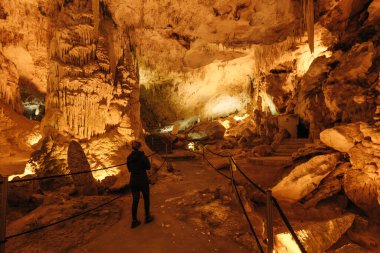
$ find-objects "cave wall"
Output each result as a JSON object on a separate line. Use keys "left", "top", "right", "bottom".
{"left": 0, "top": 0, "right": 49, "bottom": 95}
{"left": 293, "top": 0, "right": 380, "bottom": 138}
{"left": 102, "top": 0, "right": 309, "bottom": 128}
{"left": 42, "top": 0, "right": 142, "bottom": 141}
{"left": 0, "top": 0, "right": 378, "bottom": 172}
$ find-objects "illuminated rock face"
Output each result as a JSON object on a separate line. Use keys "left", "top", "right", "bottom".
{"left": 102, "top": 0, "right": 312, "bottom": 127}
{"left": 275, "top": 214, "right": 355, "bottom": 253}
{"left": 67, "top": 140, "right": 98, "bottom": 195}
{"left": 320, "top": 122, "right": 363, "bottom": 153}
{"left": 42, "top": 0, "right": 141, "bottom": 141}
{"left": 0, "top": 52, "right": 22, "bottom": 112}
{"left": 0, "top": 0, "right": 49, "bottom": 94}
{"left": 272, "top": 153, "right": 341, "bottom": 202}
{"left": 321, "top": 123, "right": 380, "bottom": 217}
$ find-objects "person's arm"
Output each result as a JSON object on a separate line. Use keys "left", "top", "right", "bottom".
{"left": 142, "top": 155, "right": 151, "bottom": 171}
{"left": 126, "top": 158, "right": 132, "bottom": 172}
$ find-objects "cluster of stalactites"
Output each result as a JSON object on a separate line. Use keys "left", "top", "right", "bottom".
{"left": 0, "top": 53, "right": 23, "bottom": 112}
{"left": 44, "top": 0, "right": 140, "bottom": 140}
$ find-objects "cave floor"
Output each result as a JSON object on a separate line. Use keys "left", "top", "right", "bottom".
{"left": 73, "top": 155, "right": 270, "bottom": 253}
{"left": 6, "top": 150, "right": 380, "bottom": 253}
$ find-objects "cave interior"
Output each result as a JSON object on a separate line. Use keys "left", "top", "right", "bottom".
{"left": 0, "top": 0, "right": 380, "bottom": 252}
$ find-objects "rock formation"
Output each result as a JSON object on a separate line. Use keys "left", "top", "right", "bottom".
{"left": 320, "top": 122, "right": 380, "bottom": 217}
{"left": 0, "top": 0, "right": 379, "bottom": 252}
{"left": 275, "top": 214, "right": 355, "bottom": 253}
{"left": 42, "top": 0, "right": 141, "bottom": 141}
{"left": 0, "top": 52, "right": 22, "bottom": 112}
{"left": 67, "top": 140, "right": 98, "bottom": 195}
{"left": 272, "top": 153, "right": 341, "bottom": 202}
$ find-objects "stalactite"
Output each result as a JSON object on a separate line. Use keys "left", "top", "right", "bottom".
{"left": 92, "top": 0, "right": 99, "bottom": 38}
{"left": 0, "top": 53, "right": 22, "bottom": 112}
{"left": 303, "top": 0, "right": 314, "bottom": 53}
{"left": 42, "top": 0, "right": 140, "bottom": 140}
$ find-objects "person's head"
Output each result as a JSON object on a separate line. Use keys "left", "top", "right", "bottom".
{"left": 131, "top": 140, "right": 142, "bottom": 151}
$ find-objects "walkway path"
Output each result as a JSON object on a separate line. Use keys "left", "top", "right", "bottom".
{"left": 74, "top": 157, "right": 254, "bottom": 253}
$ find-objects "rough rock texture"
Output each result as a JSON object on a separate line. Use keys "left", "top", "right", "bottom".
{"left": 367, "top": 0, "right": 380, "bottom": 23}
{"left": 6, "top": 194, "right": 122, "bottom": 253}
{"left": 103, "top": 0, "right": 337, "bottom": 127}
{"left": 272, "top": 153, "right": 341, "bottom": 202}
{"left": 0, "top": 52, "right": 22, "bottom": 112}
{"left": 321, "top": 122, "right": 380, "bottom": 217}
{"left": 320, "top": 122, "right": 364, "bottom": 152}
{"left": 303, "top": 162, "right": 348, "bottom": 208}
{"left": 187, "top": 121, "right": 226, "bottom": 141}
{"left": 293, "top": 0, "right": 380, "bottom": 138}
{"left": 292, "top": 143, "right": 335, "bottom": 163}
{"left": 0, "top": 103, "right": 40, "bottom": 175}
{"left": 42, "top": 0, "right": 142, "bottom": 141}
{"left": 0, "top": 0, "right": 49, "bottom": 94}
{"left": 8, "top": 176, "right": 42, "bottom": 216}
{"left": 331, "top": 244, "right": 367, "bottom": 253}
{"left": 318, "top": 0, "right": 372, "bottom": 32}
{"left": 275, "top": 214, "right": 355, "bottom": 253}
{"left": 29, "top": 136, "right": 70, "bottom": 189}
{"left": 67, "top": 140, "right": 98, "bottom": 195}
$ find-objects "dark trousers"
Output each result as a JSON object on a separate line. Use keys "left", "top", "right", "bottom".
{"left": 131, "top": 184, "right": 150, "bottom": 221}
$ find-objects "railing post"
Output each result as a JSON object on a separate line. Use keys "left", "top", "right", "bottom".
{"left": 266, "top": 190, "right": 274, "bottom": 253}
{"left": 0, "top": 176, "right": 8, "bottom": 253}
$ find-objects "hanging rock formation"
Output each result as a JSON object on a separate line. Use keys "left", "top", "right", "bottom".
{"left": 0, "top": 52, "right": 22, "bottom": 112}
{"left": 42, "top": 0, "right": 142, "bottom": 141}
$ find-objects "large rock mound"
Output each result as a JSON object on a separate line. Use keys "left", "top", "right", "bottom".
{"left": 67, "top": 140, "right": 98, "bottom": 196}
{"left": 321, "top": 122, "right": 380, "bottom": 217}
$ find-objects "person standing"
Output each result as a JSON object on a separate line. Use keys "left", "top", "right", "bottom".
{"left": 127, "top": 140, "right": 154, "bottom": 228}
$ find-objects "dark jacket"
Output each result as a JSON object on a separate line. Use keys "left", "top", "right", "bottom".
{"left": 127, "top": 150, "right": 151, "bottom": 186}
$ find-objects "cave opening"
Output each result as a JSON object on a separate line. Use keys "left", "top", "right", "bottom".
{"left": 19, "top": 77, "right": 45, "bottom": 121}
{"left": 297, "top": 119, "right": 309, "bottom": 139}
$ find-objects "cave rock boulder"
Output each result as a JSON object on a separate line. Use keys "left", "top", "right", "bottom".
{"left": 187, "top": 121, "right": 226, "bottom": 141}
{"left": 272, "top": 153, "right": 341, "bottom": 202}
{"left": 67, "top": 140, "right": 98, "bottom": 195}
{"left": 303, "top": 162, "right": 349, "bottom": 208}
{"left": 345, "top": 144, "right": 380, "bottom": 217}
{"left": 320, "top": 122, "right": 364, "bottom": 152}
{"left": 328, "top": 42, "right": 375, "bottom": 83}
{"left": 367, "top": 0, "right": 380, "bottom": 23}
{"left": 321, "top": 122, "right": 380, "bottom": 217}
{"left": 275, "top": 214, "right": 355, "bottom": 253}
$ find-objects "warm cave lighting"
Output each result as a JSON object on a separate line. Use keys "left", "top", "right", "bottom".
{"left": 188, "top": 142, "right": 195, "bottom": 151}
{"left": 204, "top": 95, "right": 243, "bottom": 118}
{"left": 26, "top": 133, "right": 42, "bottom": 146}
{"left": 275, "top": 230, "right": 309, "bottom": 253}
{"left": 8, "top": 163, "right": 35, "bottom": 181}
{"left": 92, "top": 167, "right": 120, "bottom": 181}
{"left": 260, "top": 92, "right": 279, "bottom": 115}
{"left": 159, "top": 125, "right": 174, "bottom": 133}
{"left": 233, "top": 114, "right": 249, "bottom": 121}
{"left": 220, "top": 119, "right": 231, "bottom": 129}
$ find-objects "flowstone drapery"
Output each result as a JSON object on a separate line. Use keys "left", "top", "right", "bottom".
{"left": 42, "top": 0, "right": 142, "bottom": 141}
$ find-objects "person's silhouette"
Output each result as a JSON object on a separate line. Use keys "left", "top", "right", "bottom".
{"left": 127, "top": 140, "right": 154, "bottom": 228}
